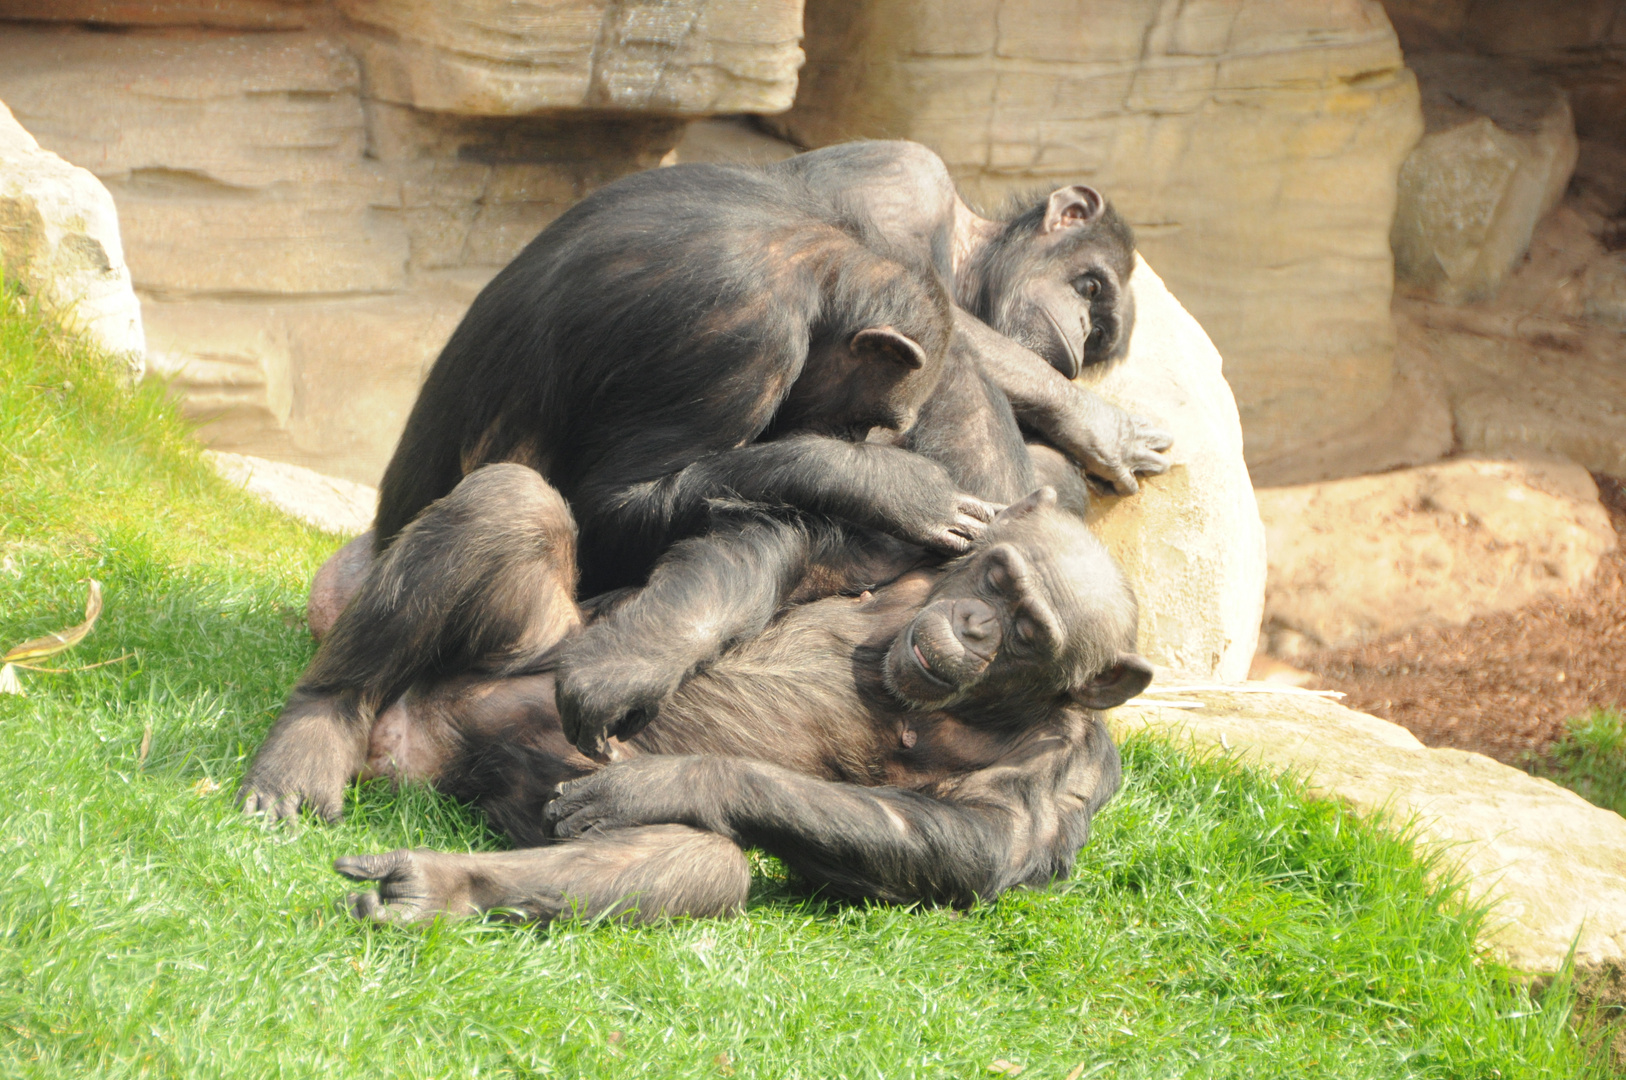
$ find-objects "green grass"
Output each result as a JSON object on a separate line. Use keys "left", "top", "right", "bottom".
{"left": 0, "top": 293, "right": 1603, "bottom": 1077}
{"left": 1529, "top": 708, "right": 1626, "bottom": 819}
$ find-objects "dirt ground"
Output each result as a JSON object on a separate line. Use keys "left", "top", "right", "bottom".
{"left": 1293, "top": 473, "right": 1626, "bottom": 766}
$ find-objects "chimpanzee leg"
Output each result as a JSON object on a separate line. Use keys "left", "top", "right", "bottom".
{"left": 239, "top": 464, "right": 582, "bottom": 822}
{"left": 307, "top": 530, "right": 375, "bottom": 641}
{"left": 333, "top": 825, "right": 751, "bottom": 926}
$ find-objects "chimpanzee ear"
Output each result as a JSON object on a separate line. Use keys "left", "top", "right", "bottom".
{"left": 1042, "top": 185, "right": 1104, "bottom": 233}
{"left": 995, "top": 486, "right": 1057, "bottom": 524}
{"left": 851, "top": 326, "right": 928, "bottom": 370}
{"left": 1070, "top": 652, "right": 1153, "bottom": 710}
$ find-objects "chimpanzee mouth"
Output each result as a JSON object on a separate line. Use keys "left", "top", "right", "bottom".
{"left": 1039, "top": 307, "right": 1082, "bottom": 380}
{"left": 908, "top": 628, "right": 956, "bottom": 690}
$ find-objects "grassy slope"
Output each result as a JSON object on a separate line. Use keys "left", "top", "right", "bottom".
{"left": 0, "top": 297, "right": 1600, "bottom": 1078}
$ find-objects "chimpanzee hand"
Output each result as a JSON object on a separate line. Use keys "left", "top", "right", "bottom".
{"left": 1048, "top": 393, "right": 1173, "bottom": 496}
{"left": 910, "top": 491, "right": 1006, "bottom": 556}
{"left": 237, "top": 698, "right": 363, "bottom": 823}
{"left": 866, "top": 452, "right": 1004, "bottom": 554}
{"left": 546, "top": 757, "right": 722, "bottom": 839}
{"left": 555, "top": 636, "right": 685, "bottom": 760}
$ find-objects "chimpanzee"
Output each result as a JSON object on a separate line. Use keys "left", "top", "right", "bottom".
{"left": 775, "top": 140, "right": 1171, "bottom": 495}
{"left": 242, "top": 320, "right": 1078, "bottom": 816}
{"left": 314, "top": 465, "right": 1147, "bottom": 923}
{"left": 303, "top": 142, "right": 1168, "bottom": 638}
{"left": 372, "top": 162, "right": 1002, "bottom": 601}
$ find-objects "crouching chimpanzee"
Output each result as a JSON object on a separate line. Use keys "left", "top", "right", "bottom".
{"left": 306, "top": 143, "right": 1170, "bottom": 638}
{"left": 319, "top": 465, "right": 1148, "bottom": 924}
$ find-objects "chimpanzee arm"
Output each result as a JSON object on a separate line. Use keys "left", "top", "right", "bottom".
{"left": 597, "top": 434, "right": 1002, "bottom": 563}
{"left": 953, "top": 309, "right": 1173, "bottom": 495}
{"left": 556, "top": 514, "right": 916, "bottom": 758}
{"left": 546, "top": 714, "right": 1121, "bottom": 907}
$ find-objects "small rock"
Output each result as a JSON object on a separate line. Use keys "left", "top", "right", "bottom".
{"left": 1583, "top": 251, "right": 1626, "bottom": 327}
{"left": 1257, "top": 455, "right": 1617, "bottom": 656}
{"left": 0, "top": 98, "right": 144, "bottom": 374}
{"left": 206, "top": 451, "right": 376, "bottom": 536}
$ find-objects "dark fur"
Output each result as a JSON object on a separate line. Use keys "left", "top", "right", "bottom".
{"left": 329, "top": 464, "right": 1142, "bottom": 924}
{"left": 373, "top": 163, "right": 967, "bottom": 595}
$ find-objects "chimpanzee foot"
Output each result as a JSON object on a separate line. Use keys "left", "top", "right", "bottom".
{"left": 334, "top": 849, "right": 476, "bottom": 924}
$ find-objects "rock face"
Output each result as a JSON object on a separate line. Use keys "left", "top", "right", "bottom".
{"left": 1256, "top": 455, "right": 1617, "bottom": 656}
{"left": 1380, "top": 0, "right": 1626, "bottom": 146}
{"left": 0, "top": 24, "right": 682, "bottom": 484}
{"left": 1391, "top": 54, "right": 1579, "bottom": 304}
{"left": 339, "top": 0, "right": 804, "bottom": 116}
{"left": 1392, "top": 205, "right": 1626, "bottom": 480}
{"left": 1111, "top": 687, "right": 1626, "bottom": 973}
{"left": 1086, "top": 258, "right": 1266, "bottom": 682}
{"left": 0, "top": 101, "right": 144, "bottom": 373}
{"left": 771, "top": 0, "right": 1424, "bottom": 471}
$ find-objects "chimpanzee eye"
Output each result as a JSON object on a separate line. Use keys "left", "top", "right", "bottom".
{"left": 1087, "top": 325, "right": 1105, "bottom": 347}
{"left": 1074, "top": 277, "right": 1100, "bottom": 300}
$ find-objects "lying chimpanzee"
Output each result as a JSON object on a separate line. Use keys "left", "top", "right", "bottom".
{"left": 323, "top": 465, "right": 1148, "bottom": 923}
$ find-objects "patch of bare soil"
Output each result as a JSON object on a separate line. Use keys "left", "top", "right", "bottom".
{"left": 1295, "top": 474, "right": 1626, "bottom": 765}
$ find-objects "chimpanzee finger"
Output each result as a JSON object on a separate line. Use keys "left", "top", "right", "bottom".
{"left": 957, "top": 496, "right": 1005, "bottom": 524}
{"left": 1141, "top": 426, "right": 1175, "bottom": 453}
{"left": 1133, "top": 448, "right": 1173, "bottom": 476}
{"left": 922, "top": 528, "right": 975, "bottom": 556}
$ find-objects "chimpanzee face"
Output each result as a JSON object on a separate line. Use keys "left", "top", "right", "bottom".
{"left": 882, "top": 488, "right": 1151, "bottom": 717}
{"left": 974, "top": 187, "right": 1137, "bottom": 380}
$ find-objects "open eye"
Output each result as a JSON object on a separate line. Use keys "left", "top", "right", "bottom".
{"left": 1087, "top": 325, "right": 1105, "bottom": 347}
{"left": 1073, "top": 276, "right": 1101, "bottom": 300}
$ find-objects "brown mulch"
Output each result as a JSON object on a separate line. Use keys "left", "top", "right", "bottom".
{"left": 1294, "top": 473, "right": 1626, "bottom": 766}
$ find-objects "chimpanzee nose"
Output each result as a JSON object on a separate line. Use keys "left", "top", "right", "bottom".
{"left": 954, "top": 600, "right": 1002, "bottom": 660}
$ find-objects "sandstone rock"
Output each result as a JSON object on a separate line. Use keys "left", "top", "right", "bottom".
{"left": 1391, "top": 53, "right": 1579, "bottom": 304}
{"left": 1084, "top": 257, "right": 1266, "bottom": 682}
{"left": 0, "top": 100, "right": 144, "bottom": 373}
{"left": 1110, "top": 686, "right": 1626, "bottom": 972}
{"left": 0, "top": 0, "right": 324, "bottom": 29}
{"left": 206, "top": 450, "right": 376, "bottom": 536}
{"left": 338, "top": 0, "right": 804, "bottom": 117}
{"left": 1584, "top": 251, "right": 1626, "bottom": 327}
{"left": 667, "top": 117, "right": 801, "bottom": 166}
{"left": 1246, "top": 354, "right": 1454, "bottom": 487}
{"left": 1257, "top": 455, "right": 1617, "bottom": 656}
{"left": 0, "top": 24, "right": 679, "bottom": 480}
{"left": 772, "top": 0, "right": 1424, "bottom": 469}
{"left": 145, "top": 278, "right": 481, "bottom": 484}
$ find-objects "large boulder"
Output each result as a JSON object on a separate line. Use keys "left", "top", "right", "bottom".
{"left": 770, "top": 0, "right": 1424, "bottom": 472}
{"left": 338, "top": 0, "right": 805, "bottom": 116}
{"left": 1112, "top": 687, "right": 1626, "bottom": 972}
{"left": 0, "top": 99, "right": 144, "bottom": 373}
{"left": 1391, "top": 53, "right": 1579, "bottom": 304}
{"left": 1256, "top": 455, "right": 1617, "bottom": 657}
{"left": 1086, "top": 257, "right": 1266, "bottom": 682}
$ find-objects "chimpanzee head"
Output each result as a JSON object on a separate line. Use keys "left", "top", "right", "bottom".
{"left": 958, "top": 187, "right": 1137, "bottom": 379}
{"left": 882, "top": 487, "right": 1152, "bottom": 721}
{"left": 773, "top": 237, "right": 955, "bottom": 440}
